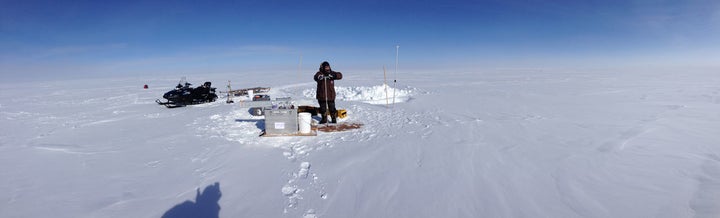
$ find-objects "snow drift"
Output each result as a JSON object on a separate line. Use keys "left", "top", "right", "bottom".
{"left": 303, "top": 84, "right": 414, "bottom": 105}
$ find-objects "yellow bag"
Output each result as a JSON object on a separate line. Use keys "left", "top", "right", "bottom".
{"left": 337, "top": 109, "right": 347, "bottom": 119}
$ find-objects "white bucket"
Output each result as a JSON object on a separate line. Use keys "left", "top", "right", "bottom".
{"left": 298, "top": 112, "right": 312, "bottom": 134}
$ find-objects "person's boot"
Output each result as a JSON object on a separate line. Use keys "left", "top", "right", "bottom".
{"left": 319, "top": 115, "right": 328, "bottom": 124}
{"left": 330, "top": 112, "right": 337, "bottom": 124}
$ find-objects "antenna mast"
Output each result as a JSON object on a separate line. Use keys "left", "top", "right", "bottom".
{"left": 393, "top": 45, "right": 399, "bottom": 107}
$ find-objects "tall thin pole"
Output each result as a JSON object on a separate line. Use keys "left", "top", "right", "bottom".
{"left": 383, "top": 65, "right": 388, "bottom": 107}
{"left": 393, "top": 45, "right": 399, "bottom": 107}
{"left": 298, "top": 54, "right": 303, "bottom": 82}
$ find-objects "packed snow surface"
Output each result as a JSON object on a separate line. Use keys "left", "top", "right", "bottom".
{"left": 1, "top": 71, "right": 720, "bottom": 218}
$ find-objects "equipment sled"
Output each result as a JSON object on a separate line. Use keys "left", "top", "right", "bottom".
{"left": 225, "top": 87, "right": 271, "bottom": 96}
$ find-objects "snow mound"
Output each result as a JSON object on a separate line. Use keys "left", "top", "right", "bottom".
{"left": 303, "top": 84, "right": 413, "bottom": 105}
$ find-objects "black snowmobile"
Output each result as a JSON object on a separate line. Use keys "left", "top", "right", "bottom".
{"left": 156, "top": 81, "right": 218, "bottom": 108}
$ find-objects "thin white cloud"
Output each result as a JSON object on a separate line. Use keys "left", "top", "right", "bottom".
{"left": 0, "top": 43, "right": 295, "bottom": 77}
{"left": 91, "top": 44, "right": 299, "bottom": 74}
{"left": 231, "top": 45, "right": 295, "bottom": 54}
{"left": 112, "top": 44, "right": 294, "bottom": 62}
{"left": 34, "top": 43, "right": 128, "bottom": 59}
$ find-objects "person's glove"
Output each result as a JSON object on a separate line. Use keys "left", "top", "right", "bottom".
{"left": 326, "top": 74, "right": 334, "bottom": 79}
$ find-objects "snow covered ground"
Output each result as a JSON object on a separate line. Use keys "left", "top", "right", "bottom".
{"left": 1, "top": 70, "right": 720, "bottom": 218}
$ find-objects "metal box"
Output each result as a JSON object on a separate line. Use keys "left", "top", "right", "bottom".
{"left": 237, "top": 97, "right": 292, "bottom": 108}
{"left": 264, "top": 108, "right": 298, "bottom": 135}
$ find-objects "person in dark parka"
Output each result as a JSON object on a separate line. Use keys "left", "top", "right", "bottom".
{"left": 314, "top": 61, "right": 343, "bottom": 124}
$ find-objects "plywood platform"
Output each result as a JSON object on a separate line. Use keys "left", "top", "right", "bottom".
{"left": 260, "top": 123, "right": 363, "bottom": 137}
{"left": 260, "top": 129, "right": 317, "bottom": 137}
{"left": 316, "top": 122, "right": 363, "bottom": 132}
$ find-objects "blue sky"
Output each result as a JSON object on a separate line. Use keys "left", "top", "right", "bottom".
{"left": 1, "top": 0, "right": 719, "bottom": 80}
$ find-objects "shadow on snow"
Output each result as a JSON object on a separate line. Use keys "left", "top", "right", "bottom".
{"left": 162, "top": 182, "right": 222, "bottom": 218}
